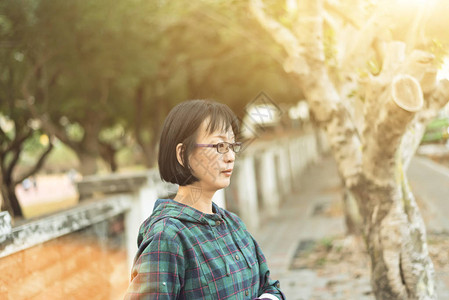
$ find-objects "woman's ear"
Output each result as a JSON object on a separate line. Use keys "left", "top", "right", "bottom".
{"left": 176, "top": 143, "right": 185, "bottom": 167}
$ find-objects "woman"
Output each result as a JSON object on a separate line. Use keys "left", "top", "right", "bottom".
{"left": 125, "top": 100, "right": 285, "bottom": 300}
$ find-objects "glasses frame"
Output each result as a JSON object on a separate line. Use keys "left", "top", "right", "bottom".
{"left": 195, "top": 142, "right": 242, "bottom": 154}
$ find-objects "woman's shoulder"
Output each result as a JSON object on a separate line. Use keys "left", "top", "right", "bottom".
{"left": 219, "top": 207, "right": 248, "bottom": 229}
{"left": 139, "top": 215, "right": 185, "bottom": 243}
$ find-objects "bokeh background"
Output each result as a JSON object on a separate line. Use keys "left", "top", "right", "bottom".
{"left": 2, "top": 0, "right": 449, "bottom": 299}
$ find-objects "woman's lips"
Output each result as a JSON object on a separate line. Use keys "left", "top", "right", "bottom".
{"left": 221, "top": 169, "right": 233, "bottom": 176}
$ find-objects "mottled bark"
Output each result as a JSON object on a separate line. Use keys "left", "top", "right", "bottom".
{"left": 342, "top": 188, "right": 362, "bottom": 235}
{"left": 0, "top": 180, "right": 22, "bottom": 219}
{"left": 250, "top": 0, "right": 449, "bottom": 298}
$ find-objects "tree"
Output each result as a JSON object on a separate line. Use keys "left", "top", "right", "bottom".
{"left": 125, "top": 0, "right": 303, "bottom": 168}
{"left": 0, "top": 1, "right": 54, "bottom": 218}
{"left": 250, "top": 0, "right": 449, "bottom": 299}
{"left": 6, "top": 0, "right": 150, "bottom": 175}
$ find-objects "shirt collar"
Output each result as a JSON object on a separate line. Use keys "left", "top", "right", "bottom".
{"left": 161, "top": 198, "right": 224, "bottom": 224}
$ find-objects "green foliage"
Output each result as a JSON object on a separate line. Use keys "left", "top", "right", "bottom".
{"left": 347, "top": 89, "right": 357, "bottom": 99}
{"left": 64, "top": 122, "right": 84, "bottom": 143}
{"left": 39, "top": 140, "right": 78, "bottom": 172}
{"left": 421, "top": 117, "right": 449, "bottom": 144}
{"left": 1, "top": 0, "right": 302, "bottom": 173}
{"left": 367, "top": 58, "right": 381, "bottom": 76}
{"left": 324, "top": 26, "right": 338, "bottom": 68}
{"left": 320, "top": 236, "right": 334, "bottom": 251}
{"left": 315, "top": 257, "right": 327, "bottom": 267}
{"left": 21, "top": 130, "right": 46, "bottom": 153}
{"left": 0, "top": 114, "right": 15, "bottom": 140}
{"left": 429, "top": 38, "right": 449, "bottom": 68}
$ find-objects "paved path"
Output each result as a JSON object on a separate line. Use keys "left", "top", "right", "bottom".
{"left": 408, "top": 156, "right": 449, "bottom": 233}
{"left": 252, "top": 155, "right": 449, "bottom": 299}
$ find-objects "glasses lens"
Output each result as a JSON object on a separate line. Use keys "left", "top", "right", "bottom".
{"left": 217, "top": 142, "right": 228, "bottom": 153}
{"left": 232, "top": 142, "right": 242, "bottom": 153}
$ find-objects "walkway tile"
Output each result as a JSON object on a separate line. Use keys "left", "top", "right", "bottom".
{"left": 253, "top": 155, "right": 449, "bottom": 299}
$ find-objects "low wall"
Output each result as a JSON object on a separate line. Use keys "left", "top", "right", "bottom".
{"left": 0, "top": 196, "right": 131, "bottom": 258}
{"left": 0, "top": 205, "right": 130, "bottom": 300}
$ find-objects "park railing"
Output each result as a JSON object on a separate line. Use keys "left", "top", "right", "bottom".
{"left": 0, "top": 128, "right": 327, "bottom": 278}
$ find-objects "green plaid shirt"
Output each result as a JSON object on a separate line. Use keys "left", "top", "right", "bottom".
{"left": 125, "top": 198, "right": 285, "bottom": 299}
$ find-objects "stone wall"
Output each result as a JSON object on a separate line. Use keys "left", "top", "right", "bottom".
{"left": 0, "top": 216, "right": 129, "bottom": 300}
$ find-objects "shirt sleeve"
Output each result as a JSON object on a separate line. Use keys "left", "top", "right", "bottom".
{"left": 251, "top": 235, "right": 286, "bottom": 300}
{"left": 124, "top": 231, "right": 184, "bottom": 300}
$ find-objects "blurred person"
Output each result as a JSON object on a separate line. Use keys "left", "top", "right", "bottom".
{"left": 31, "top": 176, "right": 37, "bottom": 191}
{"left": 125, "top": 100, "right": 284, "bottom": 300}
{"left": 22, "top": 178, "right": 32, "bottom": 192}
{"left": 67, "top": 169, "right": 78, "bottom": 185}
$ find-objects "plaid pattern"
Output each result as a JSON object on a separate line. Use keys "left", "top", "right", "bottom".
{"left": 125, "top": 198, "right": 285, "bottom": 300}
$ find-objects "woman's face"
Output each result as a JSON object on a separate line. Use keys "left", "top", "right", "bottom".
{"left": 187, "top": 118, "right": 236, "bottom": 191}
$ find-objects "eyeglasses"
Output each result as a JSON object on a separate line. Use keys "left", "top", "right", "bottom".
{"left": 195, "top": 142, "right": 242, "bottom": 154}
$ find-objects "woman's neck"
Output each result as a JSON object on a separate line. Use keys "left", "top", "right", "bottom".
{"left": 174, "top": 184, "right": 216, "bottom": 214}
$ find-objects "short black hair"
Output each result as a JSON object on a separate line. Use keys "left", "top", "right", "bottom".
{"left": 158, "top": 99, "right": 240, "bottom": 186}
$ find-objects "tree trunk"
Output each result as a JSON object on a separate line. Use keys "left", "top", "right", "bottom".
{"left": 349, "top": 75, "right": 435, "bottom": 299}
{"left": 133, "top": 80, "right": 166, "bottom": 169}
{"left": 400, "top": 171, "right": 435, "bottom": 299}
{"left": 139, "top": 145, "right": 156, "bottom": 169}
{"left": 0, "top": 133, "right": 53, "bottom": 218}
{"left": 351, "top": 170, "right": 435, "bottom": 299}
{"left": 99, "top": 142, "right": 118, "bottom": 172}
{"left": 134, "top": 81, "right": 157, "bottom": 169}
{"left": 74, "top": 111, "right": 103, "bottom": 176}
{"left": 0, "top": 129, "right": 32, "bottom": 219}
{"left": 343, "top": 188, "right": 362, "bottom": 235}
{"left": 249, "top": 1, "right": 448, "bottom": 298}
{"left": 77, "top": 152, "right": 98, "bottom": 176}
{"left": 0, "top": 180, "right": 23, "bottom": 218}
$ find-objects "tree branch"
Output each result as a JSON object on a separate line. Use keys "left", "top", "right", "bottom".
{"left": 323, "top": 1, "right": 360, "bottom": 29}
{"left": 249, "top": 0, "right": 308, "bottom": 75}
{"left": 364, "top": 45, "right": 441, "bottom": 172}
{"left": 4, "top": 126, "right": 32, "bottom": 157}
{"left": 192, "top": 6, "right": 286, "bottom": 67}
{"left": 364, "top": 75, "right": 423, "bottom": 181}
{"left": 424, "top": 78, "right": 449, "bottom": 112}
{"left": 16, "top": 138, "right": 54, "bottom": 184}
{"left": 400, "top": 78, "right": 449, "bottom": 171}
{"left": 379, "top": 41, "right": 406, "bottom": 82}
{"left": 400, "top": 49, "right": 436, "bottom": 94}
{"left": 340, "top": 11, "right": 392, "bottom": 73}
{"left": 5, "top": 129, "right": 33, "bottom": 182}
{"left": 21, "top": 55, "right": 77, "bottom": 150}
{"left": 0, "top": 126, "right": 11, "bottom": 148}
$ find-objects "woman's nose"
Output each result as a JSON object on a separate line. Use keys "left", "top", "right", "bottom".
{"left": 224, "top": 149, "right": 235, "bottom": 163}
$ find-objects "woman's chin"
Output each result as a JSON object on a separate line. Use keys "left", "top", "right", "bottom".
{"left": 214, "top": 178, "right": 231, "bottom": 190}
{"left": 200, "top": 174, "right": 232, "bottom": 191}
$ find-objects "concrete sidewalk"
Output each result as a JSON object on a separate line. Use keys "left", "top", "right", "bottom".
{"left": 408, "top": 156, "right": 449, "bottom": 233}
{"left": 252, "top": 155, "right": 449, "bottom": 300}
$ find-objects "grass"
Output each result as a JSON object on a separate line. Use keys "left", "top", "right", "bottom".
{"left": 22, "top": 197, "right": 79, "bottom": 219}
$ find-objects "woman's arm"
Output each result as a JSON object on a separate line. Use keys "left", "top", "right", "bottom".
{"left": 251, "top": 236, "right": 286, "bottom": 300}
{"left": 124, "top": 231, "right": 184, "bottom": 300}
